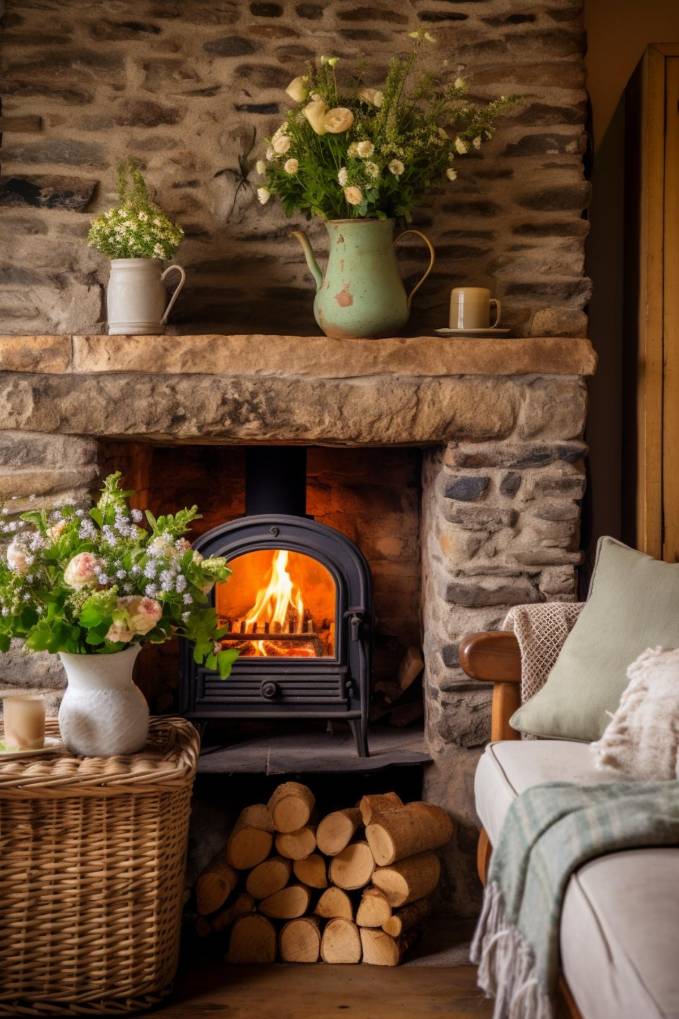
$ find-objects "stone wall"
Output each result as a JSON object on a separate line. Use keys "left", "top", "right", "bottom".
{"left": 1, "top": 0, "right": 589, "bottom": 336}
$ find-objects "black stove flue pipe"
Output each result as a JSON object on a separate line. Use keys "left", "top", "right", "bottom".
{"left": 245, "top": 446, "right": 308, "bottom": 518}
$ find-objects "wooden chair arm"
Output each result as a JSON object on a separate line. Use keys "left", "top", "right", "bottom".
{"left": 458, "top": 631, "right": 522, "bottom": 741}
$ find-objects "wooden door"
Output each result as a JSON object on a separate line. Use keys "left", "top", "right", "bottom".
{"left": 624, "top": 45, "right": 679, "bottom": 560}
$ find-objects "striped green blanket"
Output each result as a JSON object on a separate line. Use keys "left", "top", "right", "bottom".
{"left": 471, "top": 781, "right": 679, "bottom": 1019}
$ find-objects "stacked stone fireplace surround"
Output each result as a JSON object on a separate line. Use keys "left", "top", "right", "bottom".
{"left": 0, "top": 0, "right": 594, "bottom": 915}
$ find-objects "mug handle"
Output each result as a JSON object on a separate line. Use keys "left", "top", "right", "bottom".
{"left": 490, "top": 298, "right": 501, "bottom": 328}
{"left": 394, "top": 229, "right": 436, "bottom": 308}
{"left": 160, "top": 264, "right": 186, "bottom": 324}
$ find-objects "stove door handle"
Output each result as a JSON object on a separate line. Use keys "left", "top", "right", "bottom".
{"left": 260, "top": 681, "right": 280, "bottom": 700}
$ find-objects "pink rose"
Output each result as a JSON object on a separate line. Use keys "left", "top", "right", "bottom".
{"left": 47, "top": 520, "right": 68, "bottom": 542}
{"left": 119, "top": 595, "right": 163, "bottom": 635}
{"left": 64, "top": 552, "right": 103, "bottom": 589}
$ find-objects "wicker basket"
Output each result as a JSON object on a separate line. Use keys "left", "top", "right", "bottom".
{"left": 0, "top": 716, "right": 199, "bottom": 1016}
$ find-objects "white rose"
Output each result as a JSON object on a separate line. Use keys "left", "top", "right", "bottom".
{"left": 365, "top": 161, "right": 379, "bottom": 178}
{"left": 64, "top": 552, "right": 104, "bottom": 590}
{"left": 272, "top": 134, "right": 291, "bottom": 154}
{"left": 337, "top": 166, "right": 348, "bottom": 186}
{"left": 348, "top": 142, "right": 359, "bottom": 157}
{"left": 473, "top": 135, "right": 482, "bottom": 150}
{"left": 284, "top": 158, "right": 299, "bottom": 174}
{"left": 454, "top": 76, "right": 465, "bottom": 90}
{"left": 285, "top": 75, "right": 308, "bottom": 102}
{"left": 446, "top": 167, "right": 458, "bottom": 181}
{"left": 257, "top": 187, "right": 271, "bottom": 205}
{"left": 344, "top": 186, "right": 363, "bottom": 206}
{"left": 265, "top": 146, "right": 274, "bottom": 161}
{"left": 356, "top": 140, "right": 374, "bottom": 158}
{"left": 358, "top": 87, "right": 384, "bottom": 108}
{"left": 303, "top": 97, "right": 328, "bottom": 135}
{"left": 454, "top": 137, "right": 469, "bottom": 155}
{"left": 388, "top": 159, "right": 404, "bottom": 177}
{"left": 256, "top": 159, "right": 266, "bottom": 174}
{"left": 6, "top": 539, "right": 29, "bottom": 575}
{"left": 323, "top": 107, "right": 354, "bottom": 134}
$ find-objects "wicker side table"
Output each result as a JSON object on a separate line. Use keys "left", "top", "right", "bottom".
{"left": 0, "top": 716, "right": 200, "bottom": 1016}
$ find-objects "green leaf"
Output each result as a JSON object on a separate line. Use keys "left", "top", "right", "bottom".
{"left": 217, "top": 649, "right": 239, "bottom": 679}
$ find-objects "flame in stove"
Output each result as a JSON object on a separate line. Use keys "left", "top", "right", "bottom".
{"left": 245, "top": 549, "right": 305, "bottom": 656}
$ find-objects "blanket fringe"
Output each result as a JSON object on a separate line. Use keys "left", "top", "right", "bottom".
{"left": 471, "top": 882, "right": 553, "bottom": 1019}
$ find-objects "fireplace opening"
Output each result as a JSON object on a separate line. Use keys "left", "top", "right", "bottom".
{"left": 101, "top": 441, "right": 424, "bottom": 761}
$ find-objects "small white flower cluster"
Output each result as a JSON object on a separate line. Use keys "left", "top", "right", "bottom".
{"left": 88, "top": 203, "right": 183, "bottom": 260}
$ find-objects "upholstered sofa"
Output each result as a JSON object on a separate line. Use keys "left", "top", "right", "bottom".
{"left": 460, "top": 629, "right": 679, "bottom": 1019}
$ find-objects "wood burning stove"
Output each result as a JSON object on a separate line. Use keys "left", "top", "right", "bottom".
{"left": 180, "top": 448, "right": 373, "bottom": 756}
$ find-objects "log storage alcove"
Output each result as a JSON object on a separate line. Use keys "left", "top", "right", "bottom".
{"left": 193, "top": 782, "right": 454, "bottom": 965}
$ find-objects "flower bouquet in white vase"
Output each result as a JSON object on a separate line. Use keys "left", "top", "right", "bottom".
{"left": 88, "top": 159, "right": 186, "bottom": 335}
{"left": 0, "top": 474, "right": 238, "bottom": 757}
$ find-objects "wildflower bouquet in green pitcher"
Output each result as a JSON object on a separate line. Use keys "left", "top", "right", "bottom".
{"left": 254, "top": 30, "right": 515, "bottom": 338}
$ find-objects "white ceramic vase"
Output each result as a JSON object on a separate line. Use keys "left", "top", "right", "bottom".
{"left": 58, "top": 645, "right": 149, "bottom": 757}
{"left": 106, "top": 257, "right": 186, "bottom": 335}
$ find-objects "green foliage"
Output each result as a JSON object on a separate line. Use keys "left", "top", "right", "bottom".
{"left": 88, "top": 158, "right": 184, "bottom": 260}
{"left": 256, "top": 32, "right": 518, "bottom": 222}
{"left": 0, "top": 473, "right": 237, "bottom": 679}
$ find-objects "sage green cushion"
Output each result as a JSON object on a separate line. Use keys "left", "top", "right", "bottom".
{"left": 511, "top": 537, "right": 679, "bottom": 741}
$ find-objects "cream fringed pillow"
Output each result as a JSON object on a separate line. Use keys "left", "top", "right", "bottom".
{"left": 591, "top": 647, "right": 679, "bottom": 780}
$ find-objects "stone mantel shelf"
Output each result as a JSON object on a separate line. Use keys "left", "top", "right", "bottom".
{"left": 0, "top": 334, "right": 595, "bottom": 378}
{"left": 0, "top": 334, "right": 595, "bottom": 446}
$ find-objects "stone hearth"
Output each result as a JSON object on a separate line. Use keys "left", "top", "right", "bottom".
{"left": 0, "top": 331, "right": 595, "bottom": 913}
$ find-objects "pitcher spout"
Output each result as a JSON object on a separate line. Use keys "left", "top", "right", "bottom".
{"left": 291, "top": 230, "right": 323, "bottom": 291}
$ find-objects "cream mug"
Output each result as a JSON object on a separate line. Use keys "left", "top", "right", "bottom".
{"left": 450, "top": 287, "right": 501, "bottom": 329}
{"left": 3, "top": 694, "right": 45, "bottom": 750}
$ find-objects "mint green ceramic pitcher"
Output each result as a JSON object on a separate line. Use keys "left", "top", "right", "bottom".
{"left": 291, "top": 218, "right": 435, "bottom": 339}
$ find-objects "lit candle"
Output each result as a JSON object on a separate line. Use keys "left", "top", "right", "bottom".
{"left": 3, "top": 695, "right": 45, "bottom": 751}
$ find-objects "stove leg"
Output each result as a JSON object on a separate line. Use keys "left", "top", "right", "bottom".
{"left": 349, "top": 718, "right": 369, "bottom": 758}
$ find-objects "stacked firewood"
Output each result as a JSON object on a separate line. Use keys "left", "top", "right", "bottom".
{"left": 193, "top": 783, "right": 454, "bottom": 965}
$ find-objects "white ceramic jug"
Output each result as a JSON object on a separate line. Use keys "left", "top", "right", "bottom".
{"left": 107, "top": 258, "right": 186, "bottom": 335}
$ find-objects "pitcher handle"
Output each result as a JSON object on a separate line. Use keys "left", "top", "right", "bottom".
{"left": 394, "top": 229, "right": 436, "bottom": 308}
{"left": 160, "top": 264, "right": 186, "bottom": 325}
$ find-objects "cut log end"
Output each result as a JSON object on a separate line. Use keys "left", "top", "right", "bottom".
{"left": 280, "top": 917, "right": 321, "bottom": 963}
{"left": 360, "top": 927, "right": 420, "bottom": 966}
{"left": 314, "top": 886, "right": 354, "bottom": 921}
{"left": 320, "top": 918, "right": 362, "bottom": 964}
{"left": 358, "top": 792, "right": 403, "bottom": 826}
{"left": 356, "top": 887, "right": 392, "bottom": 928}
{"left": 293, "top": 852, "right": 328, "bottom": 889}
{"left": 246, "top": 856, "right": 292, "bottom": 900}
{"left": 226, "top": 826, "right": 273, "bottom": 871}
{"left": 372, "top": 851, "right": 441, "bottom": 907}
{"left": 316, "top": 807, "right": 362, "bottom": 856}
{"left": 268, "top": 781, "right": 315, "bottom": 833}
{"left": 259, "top": 884, "right": 311, "bottom": 920}
{"left": 195, "top": 852, "right": 238, "bottom": 915}
{"left": 366, "top": 802, "right": 453, "bottom": 866}
{"left": 329, "top": 841, "right": 375, "bottom": 891}
{"left": 226, "top": 914, "right": 277, "bottom": 964}
{"left": 275, "top": 826, "right": 317, "bottom": 861}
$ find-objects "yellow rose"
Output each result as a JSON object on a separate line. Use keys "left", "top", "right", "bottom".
{"left": 303, "top": 97, "right": 328, "bottom": 135}
{"left": 358, "top": 87, "right": 384, "bottom": 108}
{"left": 285, "top": 75, "right": 308, "bottom": 103}
{"left": 323, "top": 107, "right": 354, "bottom": 134}
{"left": 344, "top": 186, "right": 363, "bottom": 206}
